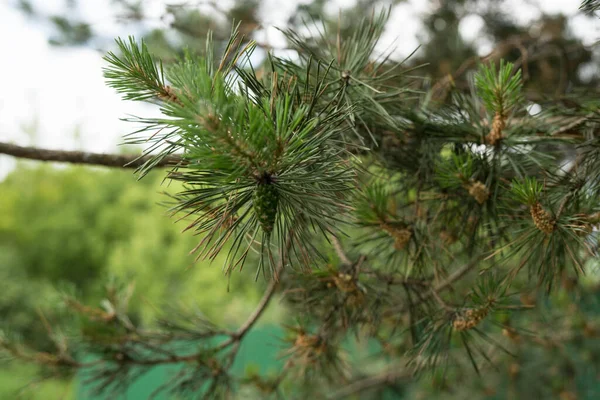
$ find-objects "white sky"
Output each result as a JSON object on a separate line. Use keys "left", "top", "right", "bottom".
{"left": 0, "top": 0, "right": 596, "bottom": 179}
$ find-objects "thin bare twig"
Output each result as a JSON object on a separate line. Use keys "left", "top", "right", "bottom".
{"left": 331, "top": 235, "right": 352, "bottom": 266}
{"left": 392, "top": 255, "right": 484, "bottom": 313}
{"left": 233, "top": 262, "right": 284, "bottom": 340}
{"left": 0, "top": 142, "right": 182, "bottom": 169}
{"left": 327, "top": 368, "right": 409, "bottom": 399}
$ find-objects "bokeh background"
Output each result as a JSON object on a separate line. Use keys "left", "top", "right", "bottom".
{"left": 0, "top": 0, "right": 598, "bottom": 398}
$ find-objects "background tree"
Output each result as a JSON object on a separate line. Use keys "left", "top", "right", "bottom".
{"left": 1, "top": 0, "right": 599, "bottom": 399}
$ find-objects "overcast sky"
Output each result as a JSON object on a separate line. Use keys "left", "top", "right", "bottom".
{"left": 0, "top": 0, "right": 596, "bottom": 178}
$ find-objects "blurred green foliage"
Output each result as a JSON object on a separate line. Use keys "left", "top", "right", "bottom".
{"left": 0, "top": 164, "right": 270, "bottom": 398}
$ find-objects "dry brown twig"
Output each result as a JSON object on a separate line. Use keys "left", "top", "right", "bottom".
{"left": 0, "top": 142, "right": 183, "bottom": 169}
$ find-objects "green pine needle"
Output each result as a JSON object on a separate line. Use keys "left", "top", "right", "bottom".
{"left": 474, "top": 60, "right": 523, "bottom": 116}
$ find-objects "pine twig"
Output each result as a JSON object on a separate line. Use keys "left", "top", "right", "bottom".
{"left": 327, "top": 368, "right": 409, "bottom": 399}
{"left": 232, "top": 263, "right": 284, "bottom": 340}
{"left": 0, "top": 142, "right": 182, "bottom": 168}
{"left": 392, "top": 255, "right": 483, "bottom": 313}
{"left": 331, "top": 235, "right": 352, "bottom": 266}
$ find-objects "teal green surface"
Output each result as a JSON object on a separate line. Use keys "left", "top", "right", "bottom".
{"left": 76, "top": 327, "right": 287, "bottom": 399}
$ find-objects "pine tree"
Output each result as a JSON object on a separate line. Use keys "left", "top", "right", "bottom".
{"left": 1, "top": 2, "right": 600, "bottom": 399}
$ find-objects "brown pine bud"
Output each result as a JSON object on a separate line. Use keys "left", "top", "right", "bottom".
{"left": 485, "top": 112, "right": 506, "bottom": 145}
{"left": 452, "top": 307, "right": 489, "bottom": 331}
{"left": 466, "top": 180, "right": 489, "bottom": 204}
{"left": 559, "top": 391, "right": 577, "bottom": 400}
{"left": 346, "top": 291, "right": 365, "bottom": 307}
{"left": 158, "top": 85, "right": 182, "bottom": 105}
{"left": 530, "top": 202, "right": 555, "bottom": 234}
{"left": 381, "top": 223, "right": 412, "bottom": 250}
{"left": 332, "top": 273, "right": 356, "bottom": 293}
{"left": 520, "top": 292, "right": 537, "bottom": 307}
{"left": 439, "top": 230, "right": 458, "bottom": 245}
{"left": 502, "top": 327, "right": 521, "bottom": 343}
{"left": 293, "top": 333, "right": 326, "bottom": 365}
{"left": 583, "top": 323, "right": 597, "bottom": 338}
{"left": 332, "top": 273, "right": 365, "bottom": 307}
{"left": 508, "top": 362, "right": 520, "bottom": 378}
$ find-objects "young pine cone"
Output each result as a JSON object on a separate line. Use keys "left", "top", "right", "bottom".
{"left": 530, "top": 202, "right": 555, "bottom": 234}
{"left": 253, "top": 182, "right": 279, "bottom": 234}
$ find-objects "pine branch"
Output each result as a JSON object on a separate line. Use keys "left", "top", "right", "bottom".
{"left": 392, "top": 255, "right": 484, "bottom": 313}
{"left": 327, "top": 368, "right": 409, "bottom": 399}
{"left": 580, "top": 0, "right": 600, "bottom": 14}
{"left": 331, "top": 235, "right": 352, "bottom": 266}
{"left": 232, "top": 261, "right": 284, "bottom": 341}
{"left": 103, "top": 36, "right": 177, "bottom": 103}
{"left": 0, "top": 142, "right": 183, "bottom": 168}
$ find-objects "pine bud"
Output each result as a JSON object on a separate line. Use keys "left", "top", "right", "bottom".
{"left": 439, "top": 230, "right": 458, "bottom": 245}
{"left": 452, "top": 307, "right": 489, "bottom": 331}
{"left": 583, "top": 323, "right": 597, "bottom": 338}
{"left": 520, "top": 292, "right": 536, "bottom": 307}
{"left": 485, "top": 112, "right": 505, "bottom": 145}
{"left": 508, "top": 362, "right": 520, "bottom": 378}
{"left": 466, "top": 180, "right": 489, "bottom": 204}
{"left": 333, "top": 273, "right": 355, "bottom": 292}
{"left": 346, "top": 291, "right": 365, "bottom": 307}
{"left": 502, "top": 327, "right": 520, "bottom": 343}
{"left": 530, "top": 202, "right": 555, "bottom": 234}
{"left": 158, "top": 85, "right": 181, "bottom": 105}
{"left": 332, "top": 273, "right": 365, "bottom": 307}
{"left": 253, "top": 182, "right": 279, "bottom": 234}
{"left": 293, "top": 333, "right": 326, "bottom": 365}
{"left": 381, "top": 223, "right": 412, "bottom": 250}
{"left": 559, "top": 391, "right": 577, "bottom": 400}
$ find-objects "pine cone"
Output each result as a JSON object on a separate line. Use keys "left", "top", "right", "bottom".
{"left": 530, "top": 202, "right": 555, "bottom": 234}
{"left": 452, "top": 307, "right": 489, "bottom": 331}
{"left": 253, "top": 183, "right": 279, "bottom": 234}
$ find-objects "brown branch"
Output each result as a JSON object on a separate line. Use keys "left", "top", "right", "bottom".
{"left": 135, "top": 238, "right": 291, "bottom": 364}
{"left": 361, "top": 268, "right": 431, "bottom": 287}
{"left": 327, "top": 368, "right": 409, "bottom": 399}
{"left": 2, "top": 245, "right": 288, "bottom": 371}
{"left": 331, "top": 235, "right": 352, "bottom": 266}
{"left": 0, "top": 142, "right": 182, "bottom": 169}
{"left": 232, "top": 263, "right": 284, "bottom": 340}
{"left": 107, "top": 259, "right": 285, "bottom": 366}
{"left": 391, "top": 255, "right": 483, "bottom": 314}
